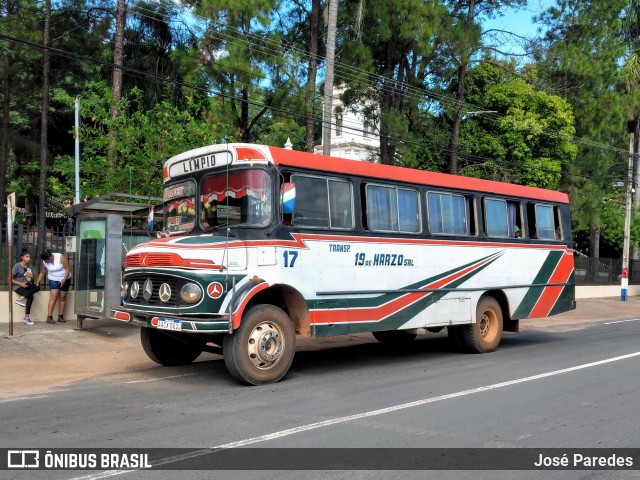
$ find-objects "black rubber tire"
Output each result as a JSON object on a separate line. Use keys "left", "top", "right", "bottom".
{"left": 426, "top": 327, "right": 444, "bottom": 333}
{"left": 223, "top": 305, "right": 296, "bottom": 385}
{"left": 447, "top": 325, "right": 465, "bottom": 351}
{"left": 460, "top": 297, "right": 503, "bottom": 353}
{"left": 140, "top": 327, "right": 203, "bottom": 366}
{"left": 372, "top": 330, "right": 417, "bottom": 344}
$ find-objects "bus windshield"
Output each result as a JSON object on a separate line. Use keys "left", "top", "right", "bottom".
{"left": 200, "top": 169, "right": 273, "bottom": 231}
{"left": 163, "top": 180, "right": 196, "bottom": 234}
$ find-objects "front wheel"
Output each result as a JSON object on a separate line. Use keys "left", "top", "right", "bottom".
{"left": 460, "top": 297, "right": 503, "bottom": 353}
{"left": 223, "top": 305, "right": 296, "bottom": 385}
{"left": 141, "top": 328, "right": 203, "bottom": 366}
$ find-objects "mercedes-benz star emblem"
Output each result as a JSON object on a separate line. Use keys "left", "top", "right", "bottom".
{"left": 143, "top": 279, "right": 153, "bottom": 301}
{"left": 207, "top": 282, "right": 224, "bottom": 299}
{"left": 159, "top": 283, "right": 172, "bottom": 303}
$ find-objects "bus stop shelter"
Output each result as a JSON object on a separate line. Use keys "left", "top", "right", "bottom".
{"left": 68, "top": 193, "right": 162, "bottom": 328}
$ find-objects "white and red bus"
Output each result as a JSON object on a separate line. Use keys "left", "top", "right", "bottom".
{"left": 112, "top": 143, "right": 575, "bottom": 385}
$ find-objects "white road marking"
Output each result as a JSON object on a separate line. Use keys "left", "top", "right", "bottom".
{"left": 69, "top": 350, "right": 640, "bottom": 480}
{"left": 604, "top": 318, "right": 640, "bottom": 325}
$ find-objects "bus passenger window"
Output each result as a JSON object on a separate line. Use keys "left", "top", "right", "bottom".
{"left": 530, "top": 203, "right": 560, "bottom": 240}
{"left": 427, "top": 192, "right": 470, "bottom": 235}
{"left": 365, "top": 184, "right": 420, "bottom": 233}
{"left": 507, "top": 200, "right": 524, "bottom": 239}
{"left": 484, "top": 198, "right": 508, "bottom": 238}
{"left": 291, "top": 175, "right": 353, "bottom": 229}
{"left": 329, "top": 179, "right": 354, "bottom": 229}
{"left": 398, "top": 188, "right": 420, "bottom": 233}
{"left": 292, "top": 175, "right": 329, "bottom": 227}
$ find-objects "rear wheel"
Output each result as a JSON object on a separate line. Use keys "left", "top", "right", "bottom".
{"left": 223, "top": 305, "right": 296, "bottom": 385}
{"left": 372, "top": 330, "right": 417, "bottom": 345}
{"left": 460, "top": 297, "right": 503, "bottom": 353}
{"left": 447, "top": 326, "right": 465, "bottom": 351}
{"left": 141, "top": 327, "right": 203, "bottom": 366}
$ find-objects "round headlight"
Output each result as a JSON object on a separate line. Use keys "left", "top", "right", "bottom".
{"left": 180, "top": 283, "right": 202, "bottom": 304}
{"left": 130, "top": 281, "right": 140, "bottom": 299}
{"left": 121, "top": 281, "right": 129, "bottom": 299}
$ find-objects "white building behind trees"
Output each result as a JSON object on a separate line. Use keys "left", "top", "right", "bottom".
{"left": 314, "top": 87, "right": 380, "bottom": 162}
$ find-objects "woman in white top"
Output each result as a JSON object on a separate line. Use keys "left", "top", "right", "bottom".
{"left": 36, "top": 249, "right": 71, "bottom": 323}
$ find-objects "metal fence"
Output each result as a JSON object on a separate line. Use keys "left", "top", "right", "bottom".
{"left": 1, "top": 224, "right": 76, "bottom": 291}
{"left": 573, "top": 256, "right": 640, "bottom": 285}
{"left": 2, "top": 225, "right": 637, "bottom": 288}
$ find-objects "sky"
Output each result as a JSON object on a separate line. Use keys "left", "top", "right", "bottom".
{"left": 481, "top": 0, "right": 556, "bottom": 56}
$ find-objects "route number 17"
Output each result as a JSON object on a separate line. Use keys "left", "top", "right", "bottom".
{"left": 283, "top": 250, "right": 298, "bottom": 267}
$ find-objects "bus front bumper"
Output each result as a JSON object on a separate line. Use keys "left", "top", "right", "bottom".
{"left": 111, "top": 307, "right": 232, "bottom": 334}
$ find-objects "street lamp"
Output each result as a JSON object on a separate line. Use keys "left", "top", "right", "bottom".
{"left": 464, "top": 110, "right": 497, "bottom": 116}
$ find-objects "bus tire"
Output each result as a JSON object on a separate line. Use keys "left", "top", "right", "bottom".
{"left": 447, "top": 326, "right": 465, "bottom": 351}
{"left": 460, "top": 297, "right": 503, "bottom": 353}
{"left": 140, "top": 327, "right": 203, "bottom": 366}
{"left": 372, "top": 330, "right": 417, "bottom": 344}
{"left": 223, "top": 305, "right": 296, "bottom": 385}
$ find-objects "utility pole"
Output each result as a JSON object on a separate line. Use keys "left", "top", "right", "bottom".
{"left": 322, "top": 0, "right": 338, "bottom": 156}
{"left": 75, "top": 96, "right": 80, "bottom": 204}
{"left": 621, "top": 132, "right": 634, "bottom": 301}
{"left": 633, "top": 119, "right": 640, "bottom": 260}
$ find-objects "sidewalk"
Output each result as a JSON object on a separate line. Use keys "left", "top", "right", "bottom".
{"left": 1, "top": 297, "right": 639, "bottom": 398}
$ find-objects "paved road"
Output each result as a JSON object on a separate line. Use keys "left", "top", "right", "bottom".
{"left": 1, "top": 303, "right": 640, "bottom": 480}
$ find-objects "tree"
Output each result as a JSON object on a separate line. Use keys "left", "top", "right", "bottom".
{"left": 457, "top": 60, "right": 576, "bottom": 190}
{"left": 621, "top": 0, "right": 640, "bottom": 259}
{"left": 36, "top": 0, "right": 51, "bottom": 256}
{"left": 53, "top": 83, "right": 227, "bottom": 199}
{"left": 193, "top": 0, "right": 299, "bottom": 143}
{"left": 338, "top": 0, "right": 445, "bottom": 165}
{"left": 107, "top": 0, "right": 126, "bottom": 170}
{"left": 281, "top": 0, "right": 322, "bottom": 151}
{"left": 440, "top": 0, "right": 527, "bottom": 175}
{"left": 0, "top": 0, "right": 41, "bottom": 223}
{"left": 536, "top": 0, "right": 628, "bottom": 279}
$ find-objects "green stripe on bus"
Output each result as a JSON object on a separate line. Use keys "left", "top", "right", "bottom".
{"left": 173, "top": 236, "right": 231, "bottom": 245}
{"left": 313, "top": 255, "right": 500, "bottom": 336}
{"left": 512, "top": 251, "right": 563, "bottom": 318}
{"left": 308, "top": 252, "right": 500, "bottom": 311}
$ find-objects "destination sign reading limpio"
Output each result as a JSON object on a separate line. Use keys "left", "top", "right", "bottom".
{"left": 169, "top": 151, "right": 232, "bottom": 177}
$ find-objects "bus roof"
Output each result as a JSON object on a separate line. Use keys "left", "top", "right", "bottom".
{"left": 267, "top": 146, "right": 569, "bottom": 204}
{"left": 164, "top": 143, "right": 569, "bottom": 204}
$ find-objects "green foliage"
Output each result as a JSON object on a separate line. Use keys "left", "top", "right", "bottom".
{"left": 1, "top": 0, "right": 639, "bottom": 263}
{"left": 53, "top": 82, "right": 228, "bottom": 200}
{"left": 458, "top": 61, "right": 576, "bottom": 190}
{"left": 536, "top": 0, "right": 628, "bottom": 253}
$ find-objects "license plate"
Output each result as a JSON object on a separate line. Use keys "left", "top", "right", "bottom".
{"left": 156, "top": 318, "right": 181, "bottom": 331}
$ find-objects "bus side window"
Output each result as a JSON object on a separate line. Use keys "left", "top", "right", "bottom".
{"left": 484, "top": 198, "right": 509, "bottom": 238}
{"left": 427, "top": 191, "right": 472, "bottom": 236}
{"left": 364, "top": 184, "right": 420, "bottom": 233}
{"left": 290, "top": 174, "right": 354, "bottom": 229}
{"left": 527, "top": 203, "right": 560, "bottom": 240}
{"left": 508, "top": 200, "right": 524, "bottom": 239}
{"left": 291, "top": 175, "right": 330, "bottom": 228}
{"left": 328, "top": 179, "right": 354, "bottom": 229}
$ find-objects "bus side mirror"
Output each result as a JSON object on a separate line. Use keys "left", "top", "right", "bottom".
{"left": 280, "top": 182, "right": 296, "bottom": 214}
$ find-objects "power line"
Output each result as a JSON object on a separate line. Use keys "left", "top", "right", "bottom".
{"left": 0, "top": 31, "right": 628, "bottom": 186}
{"left": 144, "top": 0, "right": 630, "bottom": 157}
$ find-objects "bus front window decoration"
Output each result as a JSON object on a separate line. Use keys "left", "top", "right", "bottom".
{"left": 200, "top": 169, "right": 273, "bottom": 230}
